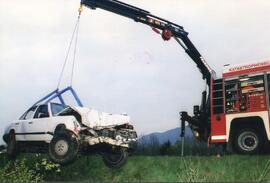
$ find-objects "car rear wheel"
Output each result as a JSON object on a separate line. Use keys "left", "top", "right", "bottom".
{"left": 49, "top": 132, "right": 79, "bottom": 165}
{"left": 102, "top": 147, "right": 128, "bottom": 169}
{"left": 233, "top": 128, "right": 262, "bottom": 154}
{"left": 7, "top": 131, "right": 18, "bottom": 159}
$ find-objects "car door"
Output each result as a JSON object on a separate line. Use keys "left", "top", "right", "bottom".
{"left": 12, "top": 112, "right": 26, "bottom": 141}
{"left": 25, "top": 104, "right": 51, "bottom": 141}
{"left": 47, "top": 103, "right": 68, "bottom": 136}
{"left": 18, "top": 106, "right": 38, "bottom": 141}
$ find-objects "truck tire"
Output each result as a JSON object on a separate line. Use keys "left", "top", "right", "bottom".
{"left": 7, "top": 131, "right": 18, "bottom": 159}
{"left": 102, "top": 147, "right": 128, "bottom": 169}
{"left": 233, "top": 128, "right": 262, "bottom": 154}
{"left": 49, "top": 132, "right": 79, "bottom": 165}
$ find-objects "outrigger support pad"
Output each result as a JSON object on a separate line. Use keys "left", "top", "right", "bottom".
{"left": 32, "top": 86, "right": 83, "bottom": 107}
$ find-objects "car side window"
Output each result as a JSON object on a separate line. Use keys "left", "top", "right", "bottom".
{"left": 34, "top": 105, "right": 49, "bottom": 119}
{"left": 51, "top": 103, "right": 66, "bottom": 116}
{"left": 24, "top": 106, "right": 38, "bottom": 120}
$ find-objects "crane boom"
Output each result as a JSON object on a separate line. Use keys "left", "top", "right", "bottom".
{"left": 81, "top": 0, "right": 213, "bottom": 84}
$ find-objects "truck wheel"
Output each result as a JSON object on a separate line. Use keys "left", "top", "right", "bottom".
{"left": 102, "top": 147, "right": 128, "bottom": 169}
{"left": 7, "top": 131, "right": 18, "bottom": 159}
{"left": 49, "top": 132, "right": 79, "bottom": 165}
{"left": 233, "top": 128, "right": 262, "bottom": 154}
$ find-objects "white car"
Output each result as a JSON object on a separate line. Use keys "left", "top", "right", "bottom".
{"left": 3, "top": 102, "right": 137, "bottom": 168}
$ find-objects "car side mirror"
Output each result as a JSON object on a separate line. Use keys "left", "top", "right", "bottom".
{"left": 39, "top": 113, "right": 49, "bottom": 118}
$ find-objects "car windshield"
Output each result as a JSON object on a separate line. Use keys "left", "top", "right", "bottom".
{"left": 51, "top": 103, "right": 68, "bottom": 116}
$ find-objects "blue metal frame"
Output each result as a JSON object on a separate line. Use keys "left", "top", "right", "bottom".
{"left": 32, "top": 86, "right": 83, "bottom": 107}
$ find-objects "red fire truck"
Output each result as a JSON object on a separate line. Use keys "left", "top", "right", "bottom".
{"left": 210, "top": 60, "right": 270, "bottom": 153}
{"left": 80, "top": 0, "right": 269, "bottom": 154}
{"left": 182, "top": 60, "right": 270, "bottom": 154}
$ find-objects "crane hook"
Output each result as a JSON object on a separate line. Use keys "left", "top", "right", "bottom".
{"left": 78, "top": 4, "right": 84, "bottom": 16}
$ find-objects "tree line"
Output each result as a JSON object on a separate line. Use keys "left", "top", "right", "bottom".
{"left": 135, "top": 134, "right": 217, "bottom": 156}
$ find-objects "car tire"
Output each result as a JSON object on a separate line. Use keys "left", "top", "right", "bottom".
{"left": 102, "top": 147, "right": 128, "bottom": 169}
{"left": 49, "top": 132, "right": 79, "bottom": 165}
{"left": 7, "top": 131, "right": 18, "bottom": 159}
{"left": 233, "top": 128, "right": 262, "bottom": 154}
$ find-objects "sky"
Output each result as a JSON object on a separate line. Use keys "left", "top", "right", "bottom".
{"left": 1, "top": 0, "right": 270, "bottom": 144}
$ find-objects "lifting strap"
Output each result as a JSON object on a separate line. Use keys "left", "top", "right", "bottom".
{"left": 57, "top": 6, "right": 83, "bottom": 89}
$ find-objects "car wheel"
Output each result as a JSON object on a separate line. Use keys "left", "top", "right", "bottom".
{"left": 7, "top": 131, "right": 18, "bottom": 159}
{"left": 49, "top": 132, "right": 79, "bottom": 165}
{"left": 102, "top": 147, "right": 128, "bottom": 169}
{"left": 233, "top": 128, "right": 262, "bottom": 154}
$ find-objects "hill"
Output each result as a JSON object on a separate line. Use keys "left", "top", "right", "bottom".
{"left": 139, "top": 127, "right": 193, "bottom": 144}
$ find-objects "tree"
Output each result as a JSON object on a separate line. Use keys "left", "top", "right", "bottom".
{"left": 160, "top": 140, "right": 172, "bottom": 155}
{"left": 148, "top": 134, "right": 160, "bottom": 155}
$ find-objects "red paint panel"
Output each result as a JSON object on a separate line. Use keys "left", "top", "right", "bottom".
{"left": 211, "top": 114, "right": 226, "bottom": 137}
{"left": 211, "top": 139, "right": 226, "bottom": 143}
{"left": 223, "top": 65, "right": 270, "bottom": 77}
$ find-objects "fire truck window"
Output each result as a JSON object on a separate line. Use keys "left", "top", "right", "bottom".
{"left": 225, "top": 75, "right": 265, "bottom": 114}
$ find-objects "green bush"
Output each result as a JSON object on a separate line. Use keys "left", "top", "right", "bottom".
{"left": 0, "top": 153, "right": 62, "bottom": 182}
{"left": 34, "top": 154, "right": 61, "bottom": 181}
{"left": 0, "top": 158, "right": 43, "bottom": 182}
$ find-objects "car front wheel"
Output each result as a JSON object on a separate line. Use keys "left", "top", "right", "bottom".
{"left": 102, "top": 147, "right": 128, "bottom": 169}
{"left": 49, "top": 132, "right": 79, "bottom": 165}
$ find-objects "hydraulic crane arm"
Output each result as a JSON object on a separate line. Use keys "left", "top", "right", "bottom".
{"left": 81, "top": 0, "right": 213, "bottom": 85}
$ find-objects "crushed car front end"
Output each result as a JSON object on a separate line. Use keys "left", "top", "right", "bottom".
{"left": 80, "top": 123, "right": 137, "bottom": 151}
{"left": 57, "top": 105, "right": 138, "bottom": 150}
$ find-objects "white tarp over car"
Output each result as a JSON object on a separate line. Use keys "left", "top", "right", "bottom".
{"left": 72, "top": 106, "right": 131, "bottom": 128}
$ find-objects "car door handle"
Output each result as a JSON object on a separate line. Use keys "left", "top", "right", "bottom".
{"left": 15, "top": 123, "right": 19, "bottom": 125}
{"left": 28, "top": 122, "right": 33, "bottom": 124}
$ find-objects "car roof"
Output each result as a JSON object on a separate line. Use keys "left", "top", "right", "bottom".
{"left": 33, "top": 102, "right": 66, "bottom": 108}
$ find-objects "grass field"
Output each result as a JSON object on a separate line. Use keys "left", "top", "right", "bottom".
{"left": 1, "top": 153, "right": 270, "bottom": 182}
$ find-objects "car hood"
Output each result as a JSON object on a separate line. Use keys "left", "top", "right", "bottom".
{"left": 70, "top": 106, "right": 131, "bottom": 128}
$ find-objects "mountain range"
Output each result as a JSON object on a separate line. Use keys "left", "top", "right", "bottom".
{"left": 139, "top": 126, "right": 194, "bottom": 144}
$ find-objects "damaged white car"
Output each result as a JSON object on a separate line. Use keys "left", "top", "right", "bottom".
{"left": 3, "top": 102, "right": 137, "bottom": 168}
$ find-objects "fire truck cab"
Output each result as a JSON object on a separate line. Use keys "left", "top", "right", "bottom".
{"left": 210, "top": 60, "right": 270, "bottom": 154}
